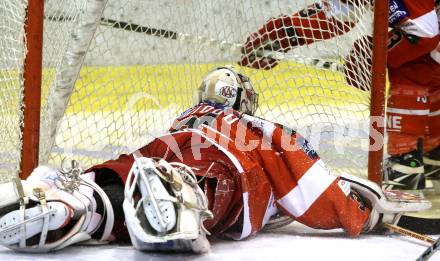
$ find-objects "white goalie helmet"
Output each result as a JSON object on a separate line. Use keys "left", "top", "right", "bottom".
{"left": 198, "top": 66, "right": 259, "bottom": 115}
{"left": 123, "top": 157, "right": 213, "bottom": 253}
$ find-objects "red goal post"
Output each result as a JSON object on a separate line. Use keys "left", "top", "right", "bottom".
{"left": 368, "top": 0, "right": 389, "bottom": 184}
{"left": 20, "top": 0, "right": 44, "bottom": 179}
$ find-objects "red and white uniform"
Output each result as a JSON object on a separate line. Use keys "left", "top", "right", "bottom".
{"left": 90, "top": 104, "right": 370, "bottom": 239}
{"left": 386, "top": 1, "right": 440, "bottom": 155}
{"left": 240, "top": 0, "right": 440, "bottom": 155}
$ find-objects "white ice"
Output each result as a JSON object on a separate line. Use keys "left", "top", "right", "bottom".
{"left": 0, "top": 222, "right": 438, "bottom": 261}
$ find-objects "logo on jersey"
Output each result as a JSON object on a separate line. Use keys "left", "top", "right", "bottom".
{"left": 297, "top": 136, "right": 318, "bottom": 160}
{"left": 388, "top": 0, "right": 409, "bottom": 27}
{"left": 219, "top": 86, "right": 237, "bottom": 98}
{"left": 178, "top": 106, "right": 196, "bottom": 118}
{"left": 387, "top": 115, "right": 402, "bottom": 130}
{"left": 417, "top": 96, "right": 428, "bottom": 104}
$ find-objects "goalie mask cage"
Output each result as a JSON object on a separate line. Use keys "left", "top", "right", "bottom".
{"left": 1, "top": 0, "right": 387, "bottom": 183}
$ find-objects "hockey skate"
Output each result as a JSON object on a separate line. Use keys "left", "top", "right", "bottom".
{"left": 383, "top": 150, "right": 426, "bottom": 190}
{"left": 423, "top": 146, "right": 440, "bottom": 195}
{"left": 340, "top": 173, "right": 431, "bottom": 233}
{"left": 424, "top": 147, "right": 440, "bottom": 178}
{"left": 390, "top": 147, "right": 440, "bottom": 235}
{"left": 0, "top": 161, "right": 114, "bottom": 252}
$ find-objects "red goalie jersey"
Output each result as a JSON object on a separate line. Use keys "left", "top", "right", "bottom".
{"left": 90, "top": 103, "right": 370, "bottom": 239}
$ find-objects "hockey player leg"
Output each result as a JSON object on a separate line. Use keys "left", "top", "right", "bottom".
{"left": 424, "top": 89, "right": 440, "bottom": 188}
{"left": 392, "top": 87, "right": 440, "bottom": 235}
{"left": 340, "top": 173, "right": 431, "bottom": 232}
{"left": 424, "top": 145, "right": 440, "bottom": 194}
{"left": 0, "top": 162, "right": 114, "bottom": 252}
{"left": 239, "top": 0, "right": 360, "bottom": 69}
{"left": 384, "top": 138, "right": 426, "bottom": 190}
{"left": 384, "top": 74, "right": 431, "bottom": 190}
{"left": 123, "top": 157, "right": 213, "bottom": 254}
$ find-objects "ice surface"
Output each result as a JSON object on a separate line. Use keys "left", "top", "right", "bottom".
{"left": 0, "top": 222, "right": 438, "bottom": 261}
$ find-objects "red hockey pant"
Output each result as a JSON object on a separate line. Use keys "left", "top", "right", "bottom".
{"left": 387, "top": 55, "right": 440, "bottom": 155}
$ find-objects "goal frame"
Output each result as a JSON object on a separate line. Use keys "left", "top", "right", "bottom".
{"left": 20, "top": 0, "right": 44, "bottom": 179}
{"left": 18, "top": 0, "right": 389, "bottom": 184}
{"left": 368, "top": 0, "right": 389, "bottom": 184}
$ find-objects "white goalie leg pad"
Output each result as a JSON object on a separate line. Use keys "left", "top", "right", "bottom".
{"left": 124, "top": 157, "right": 213, "bottom": 253}
{"left": 137, "top": 167, "right": 176, "bottom": 233}
{"left": 0, "top": 179, "right": 28, "bottom": 209}
{"left": 0, "top": 165, "right": 69, "bottom": 210}
{"left": 0, "top": 164, "right": 114, "bottom": 252}
{"left": 0, "top": 201, "right": 72, "bottom": 246}
{"left": 340, "top": 173, "right": 431, "bottom": 232}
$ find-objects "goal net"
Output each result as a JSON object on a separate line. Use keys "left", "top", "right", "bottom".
{"left": 0, "top": 0, "right": 386, "bottom": 183}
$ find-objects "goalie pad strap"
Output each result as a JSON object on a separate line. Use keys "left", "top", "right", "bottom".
{"left": 124, "top": 157, "right": 213, "bottom": 253}
{"left": 82, "top": 177, "right": 115, "bottom": 242}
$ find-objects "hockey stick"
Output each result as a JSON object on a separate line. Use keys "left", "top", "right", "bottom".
{"left": 46, "top": 15, "right": 181, "bottom": 40}
{"left": 384, "top": 223, "right": 440, "bottom": 260}
{"left": 416, "top": 236, "right": 440, "bottom": 261}
{"left": 383, "top": 223, "right": 435, "bottom": 244}
{"left": 45, "top": 15, "right": 343, "bottom": 71}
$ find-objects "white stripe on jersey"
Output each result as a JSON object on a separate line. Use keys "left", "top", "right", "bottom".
{"left": 387, "top": 107, "right": 430, "bottom": 116}
{"left": 277, "top": 160, "right": 335, "bottom": 217}
{"left": 400, "top": 10, "right": 439, "bottom": 38}
{"left": 429, "top": 109, "right": 440, "bottom": 117}
{"left": 240, "top": 192, "right": 252, "bottom": 239}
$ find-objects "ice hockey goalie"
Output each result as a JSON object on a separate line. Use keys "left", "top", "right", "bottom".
{"left": 0, "top": 67, "right": 431, "bottom": 254}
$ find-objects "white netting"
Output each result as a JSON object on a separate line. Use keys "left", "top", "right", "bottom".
{"left": 0, "top": 0, "right": 28, "bottom": 183}
{"left": 1, "top": 0, "right": 379, "bottom": 180}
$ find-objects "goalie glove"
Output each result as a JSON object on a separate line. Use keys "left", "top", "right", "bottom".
{"left": 123, "top": 157, "right": 213, "bottom": 254}
{"left": 239, "top": 15, "right": 302, "bottom": 70}
{"left": 0, "top": 162, "right": 114, "bottom": 252}
{"left": 340, "top": 173, "right": 431, "bottom": 233}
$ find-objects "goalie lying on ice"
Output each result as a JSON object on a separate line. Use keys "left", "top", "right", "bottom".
{"left": 0, "top": 67, "right": 431, "bottom": 253}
